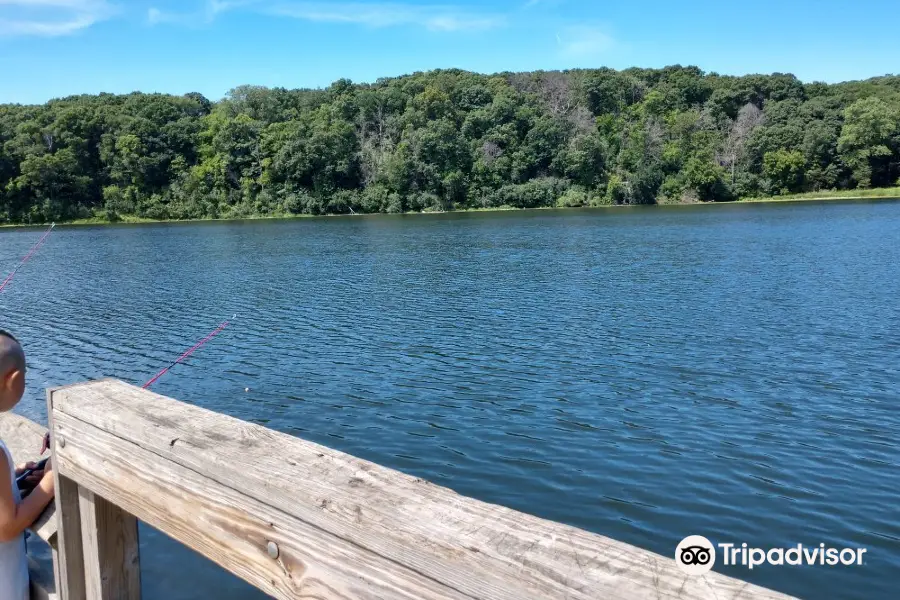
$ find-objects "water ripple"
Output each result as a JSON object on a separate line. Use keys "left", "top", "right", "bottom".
{"left": 1, "top": 203, "right": 899, "bottom": 599}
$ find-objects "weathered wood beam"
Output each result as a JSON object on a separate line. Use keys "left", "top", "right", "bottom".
{"left": 48, "top": 379, "right": 794, "bottom": 600}
{"left": 56, "top": 411, "right": 467, "bottom": 599}
{"left": 78, "top": 487, "right": 141, "bottom": 599}
{"left": 49, "top": 476, "right": 85, "bottom": 600}
{"left": 48, "top": 387, "right": 87, "bottom": 600}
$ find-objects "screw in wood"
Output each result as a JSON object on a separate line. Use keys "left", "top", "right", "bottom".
{"left": 267, "top": 541, "right": 279, "bottom": 559}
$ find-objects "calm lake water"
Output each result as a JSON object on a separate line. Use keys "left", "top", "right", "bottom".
{"left": 2, "top": 201, "right": 899, "bottom": 599}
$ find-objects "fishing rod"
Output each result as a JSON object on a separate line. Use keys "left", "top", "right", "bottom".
{"left": 4, "top": 224, "right": 58, "bottom": 478}
{"left": 0, "top": 223, "right": 55, "bottom": 293}
{"left": 31, "top": 317, "right": 236, "bottom": 471}
{"left": 142, "top": 316, "right": 236, "bottom": 389}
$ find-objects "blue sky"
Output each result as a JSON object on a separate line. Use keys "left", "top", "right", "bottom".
{"left": 0, "top": 0, "right": 897, "bottom": 104}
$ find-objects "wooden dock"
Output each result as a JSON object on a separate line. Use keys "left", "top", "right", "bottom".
{"left": 1, "top": 379, "right": 795, "bottom": 599}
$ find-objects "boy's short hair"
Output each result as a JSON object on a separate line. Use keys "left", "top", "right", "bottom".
{"left": 0, "top": 330, "right": 24, "bottom": 374}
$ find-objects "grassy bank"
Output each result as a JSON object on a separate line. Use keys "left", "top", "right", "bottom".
{"left": 738, "top": 187, "right": 900, "bottom": 203}
{"left": 2, "top": 188, "right": 899, "bottom": 229}
{"left": 66, "top": 215, "right": 162, "bottom": 225}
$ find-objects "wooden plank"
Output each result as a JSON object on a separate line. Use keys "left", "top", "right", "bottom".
{"left": 48, "top": 387, "right": 87, "bottom": 600}
{"left": 54, "top": 412, "right": 472, "bottom": 600}
{"left": 51, "top": 547, "right": 62, "bottom": 600}
{"left": 78, "top": 487, "right": 141, "bottom": 599}
{"left": 52, "top": 380, "right": 794, "bottom": 600}
{"left": 0, "top": 412, "right": 58, "bottom": 546}
{"left": 0, "top": 412, "right": 46, "bottom": 462}
{"left": 54, "top": 475, "right": 86, "bottom": 600}
{"left": 28, "top": 556, "right": 58, "bottom": 600}
{"left": 31, "top": 506, "right": 57, "bottom": 548}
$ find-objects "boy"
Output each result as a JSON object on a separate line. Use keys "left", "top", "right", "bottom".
{"left": 0, "top": 330, "right": 55, "bottom": 600}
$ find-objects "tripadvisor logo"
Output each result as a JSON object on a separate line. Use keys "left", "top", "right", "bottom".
{"left": 675, "top": 536, "right": 868, "bottom": 575}
{"left": 676, "top": 535, "right": 716, "bottom": 575}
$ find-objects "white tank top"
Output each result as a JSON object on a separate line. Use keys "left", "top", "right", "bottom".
{"left": 0, "top": 440, "right": 28, "bottom": 600}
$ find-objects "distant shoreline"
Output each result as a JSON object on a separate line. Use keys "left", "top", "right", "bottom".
{"left": 2, "top": 188, "right": 899, "bottom": 229}
{"left": 734, "top": 187, "right": 900, "bottom": 204}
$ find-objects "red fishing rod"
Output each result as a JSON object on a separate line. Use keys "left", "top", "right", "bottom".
{"left": 142, "top": 316, "right": 235, "bottom": 389}
{"left": 0, "top": 223, "right": 55, "bottom": 293}
{"left": 36, "top": 318, "right": 236, "bottom": 457}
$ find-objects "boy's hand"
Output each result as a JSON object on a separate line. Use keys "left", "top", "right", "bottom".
{"left": 17, "top": 459, "right": 51, "bottom": 498}
{"left": 27, "top": 462, "right": 46, "bottom": 486}
{"left": 15, "top": 461, "right": 45, "bottom": 486}
{"left": 15, "top": 462, "right": 38, "bottom": 476}
{"left": 41, "top": 464, "right": 55, "bottom": 495}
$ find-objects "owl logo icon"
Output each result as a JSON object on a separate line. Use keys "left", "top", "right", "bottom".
{"left": 676, "top": 536, "right": 716, "bottom": 575}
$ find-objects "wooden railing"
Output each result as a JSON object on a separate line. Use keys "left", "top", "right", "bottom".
{"left": 4, "top": 379, "right": 795, "bottom": 599}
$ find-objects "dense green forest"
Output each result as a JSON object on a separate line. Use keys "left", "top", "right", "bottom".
{"left": 2, "top": 66, "right": 900, "bottom": 222}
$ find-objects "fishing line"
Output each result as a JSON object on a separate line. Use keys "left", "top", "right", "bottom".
{"left": 35, "top": 317, "right": 237, "bottom": 459}
{"left": 0, "top": 223, "right": 55, "bottom": 293}
{"left": 142, "top": 316, "right": 236, "bottom": 389}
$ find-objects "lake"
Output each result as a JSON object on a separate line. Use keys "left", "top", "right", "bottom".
{"left": 2, "top": 200, "right": 898, "bottom": 599}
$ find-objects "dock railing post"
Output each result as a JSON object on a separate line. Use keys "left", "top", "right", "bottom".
{"left": 47, "top": 388, "right": 86, "bottom": 600}
{"left": 48, "top": 385, "right": 142, "bottom": 600}
{"left": 78, "top": 487, "right": 141, "bottom": 599}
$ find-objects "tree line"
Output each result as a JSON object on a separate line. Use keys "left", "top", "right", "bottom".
{"left": 1, "top": 66, "right": 899, "bottom": 223}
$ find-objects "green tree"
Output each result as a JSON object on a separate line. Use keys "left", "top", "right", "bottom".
{"left": 2, "top": 66, "right": 900, "bottom": 222}
{"left": 682, "top": 156, "right": 729, "bottom": 201}
{"left": 7, "top": 149, "right": 92, "bottom": 221}
{"left": 837, "top": 97, "right": 899, "bottom": 188}
{"left": 763, "top": 149, "right": 806, "bottom": 194}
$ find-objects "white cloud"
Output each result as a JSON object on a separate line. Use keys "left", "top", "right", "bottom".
{"left": 269, "top": 3, "right": 503, "bottom": 32}
{"left": 0, "top": 0, "right": 114, "bottom": 37}
{"left": 154, "top": 1, "right": 503, "bottom": 32}
{"left": 147, "top": 0, "right": 268, "bottom": 28}
{"left": 147, "top": 7, "right": 162, "bottom": 24}
{"left": 207, "top": 0, "right": 260, "bottom": 15}
{"left": 0, "top": 0, "right": 97, "bottom": 6}
{"left": 557, "top": 25, "right": 614, "bottom": 59}
{"left": 146, "top": 6, "right": 198, "bottom": 26}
